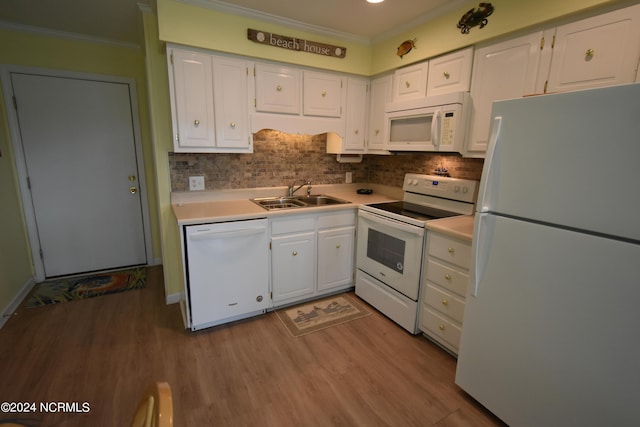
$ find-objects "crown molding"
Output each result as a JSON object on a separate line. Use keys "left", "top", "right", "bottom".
{"left": 0, "top": 20, "right": 141, "bottom": 50}
{"left": 178, "top": 0, "right": 372, "bottom": 45}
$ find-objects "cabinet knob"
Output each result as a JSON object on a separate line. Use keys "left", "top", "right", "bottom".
{"left": 129, "top": 186, "right": 138, "bottom": 194}
{"left": 405, "top": 80, "right": 411, "bottom": 88}
{"left": 256, "top": 295, "right": 263, "bottom": 302}
{"left": 354, "top": 130, "right": 359, "bottom": 135}
{"left": 443, "top": 71, "right": 450, "bottom": 79}
{"left": 448, "top": 247, "right": 455, "bottom": 254}
{"left": 375, "top": 129, "right": 380, "bottom": 135}
{"left": 442, "top": 299, "right": 449, "bottom": 306}
{"left": 128, "top": 175, "right": 136, "bottom": 182}
{"left": 292, "top": 251, "right": 298, "bottom": 256}
{"left": 585, "top": 48, "right": 594, "bottom": 59}
{"left": 194, "top": 119, "right": 200, "bottom": 126}
{"left": 445, "top": 274, "right": 452, "bottom": 281}
{"left": 276, "top": 85, "right": 283, "bottom": 91}
{"left": 439, "top": 324, "right": 446, "bottom": 331}
{"left": 321, "top": 90, "right": 327, "bottom": 97}
{"left": 230, "top": 122, "right": 236, "bottom": 129}
{"left": 336, "top": 244, "right": 341, "bottom": 249}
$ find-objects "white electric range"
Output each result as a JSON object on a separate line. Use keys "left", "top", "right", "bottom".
{"left": 356, "top": 174, "right": 478, "bottom": 333}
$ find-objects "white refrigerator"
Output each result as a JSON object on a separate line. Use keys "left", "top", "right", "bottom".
{"left": 455, "top": 83, "right": 640, "bottom": 427}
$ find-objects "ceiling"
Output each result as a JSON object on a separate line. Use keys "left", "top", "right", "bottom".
{"left": 0, "top": 0, "right": 469, "bottom": 46}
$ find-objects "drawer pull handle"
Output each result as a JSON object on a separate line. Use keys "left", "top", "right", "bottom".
{"left": 443, "top": 71, "right": 450, "bottom": 79}
{"left": 277, "top": 85, "right": 283, "bottom": 91}
{"left": 292, "top": 251, "right": 298, "bottom": 256}
{"left": 230, "top": 122, "right": 236, "bottom": 129}
{"left": 336, "top": 244, "right": 341, "bottom": 249}
{"left": 585, "top": 48, "right": 594, "bottom": 59}
{"left": 322, "top": 90, "right": 327, "bottom": 97}
{"left": 405, "top": 80, "right": 411, "bottom": 88}
{"left": 441, "top": 299, "right": 449, "bottom": 306}
{"left": 445, "top": 274, "right": 452, "bottom": 281}
{"left": 194, "top": 119, "right": 200, "bottom": 126}
{"left": 448, "top": 247, "right": 455, "bottom": 254}
{"left": 439, "top": 324, "right": 446, "bottom": 331}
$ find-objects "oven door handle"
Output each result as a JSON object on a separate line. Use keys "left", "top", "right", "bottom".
{"left": 358, "top": 210, "right": 424, "bottom": 237}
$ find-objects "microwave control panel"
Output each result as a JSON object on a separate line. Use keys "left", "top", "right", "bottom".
{"left": 441, "top": 110, "right": 456, "bottom": 147}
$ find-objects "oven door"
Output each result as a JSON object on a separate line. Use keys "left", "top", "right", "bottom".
{"left": 356, "top": 209, "right": 425, "bottom": 300}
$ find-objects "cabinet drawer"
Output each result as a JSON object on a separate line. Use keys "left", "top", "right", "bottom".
{"left": 420, "top": 307, "right": 462, "bottom": 351}
{"left": 393, "top": 61, "right": 428, "bottom": 101}
{"left": 428, "top": 233, "right": 471, "bottom": 269}
{"left": 318, "top": 210, "right": 355, "bottom": 228}
{"left": 425, "top": 259, "right": 468, "bottom": 297}
{"left": 271, "top": 216, "right": 315, "bottom": 235}
{"left": 427, "top": 47, "right": 473, "bottom": 96}
{"left": 423, "top": 284, "right": 465, "bottom": 323}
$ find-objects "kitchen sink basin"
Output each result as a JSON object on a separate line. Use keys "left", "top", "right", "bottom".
{"left": 294, "top": 194, "right": 350, "bottom": 205}
{"left": 251, "top": 194, "right": 350, "bottom": 210}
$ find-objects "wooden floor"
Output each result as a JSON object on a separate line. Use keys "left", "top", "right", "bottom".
{"left": 0, "top": 266, "right": 505, "bottom": 426}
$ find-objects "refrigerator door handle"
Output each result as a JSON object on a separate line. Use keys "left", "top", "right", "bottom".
{"left": 477, "top": 116, "right": 502, "bottom": 213}
{"left": 470, "top": 213, "right": 492, "bottom": 297}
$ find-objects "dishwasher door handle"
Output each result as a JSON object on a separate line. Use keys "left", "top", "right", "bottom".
{"left": 189, "top": 226, "right": 267, "bottom": 241}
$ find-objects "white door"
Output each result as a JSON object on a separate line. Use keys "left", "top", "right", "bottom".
{"left": 10, "top": 73, "right": 147, "bottom": 277}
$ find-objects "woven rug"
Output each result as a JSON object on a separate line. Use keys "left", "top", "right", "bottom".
{"left": 276, "top": 293, "right": 370, "bottom": 337}
{"left": 24, "top": 267, "right": 146, "bottom": 308}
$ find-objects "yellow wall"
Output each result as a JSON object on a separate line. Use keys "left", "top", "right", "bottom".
{"left": 0, "top": 28, "right": 161, "bottom": 311}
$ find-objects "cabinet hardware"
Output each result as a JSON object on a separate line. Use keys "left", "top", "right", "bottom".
{"left": 445, "top": 274, "right": 452, "bottom": 280}
{"left": 128, "top": 175, "right": 136, "bottom": 182}
{"left": 277, "top": 85, "right": 282, "bottom": 91}
{"left": 442, "top": 299, "right": 449, "bottom": 306}
{"left": 448, "top": 247, "right": 455, "bottom": 254}
{"left": 129, "top": 186, "right": 138, "bottom": 194}
{"left": 336, "top": 244, "right": 341, "bottom": 249}
{"left": 292, "top": 251, "right": 298, "bottom": 256}
{"left": 194, "top": 119, "right": 200, "bottom": 126}
{"left": 230, "top": 122, "right": 236, "bottom": 129}
{"left": 405, "top": 80, "right": 411, "bottom": 88}
{"left": 585, "top": 48, "right": 594, "bottom": 59}
{"left": 443, "top": 71, "right": 450, "bottom": 79}
{"left": 439, "top": 324, "right": 446, "bottom": 331}
{"left": 321, "top": 90, "right": 327, "bottom": 97}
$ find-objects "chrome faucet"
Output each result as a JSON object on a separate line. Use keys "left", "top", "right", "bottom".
{"left": 288, "top": 179, "right": 312, "bottom": 197}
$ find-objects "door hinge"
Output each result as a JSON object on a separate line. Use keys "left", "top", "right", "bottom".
{"left": 540, "top": 37, "right": 545, "bottom": 50}
{"left": 551, "top": 35, "right": 556, "bottom": 49}
{"left": 544, "top": 80, "right": 548, "bottom": 94}
{"left": 269, "top": 241, "right": 272, "bottom": 250}
{"left": 170, "top": 52, "right": 173, "bottom": 65}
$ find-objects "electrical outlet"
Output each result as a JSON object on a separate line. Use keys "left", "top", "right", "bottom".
{"left": 189, "top": 176, "right": 205, "bottom": 191}
{"left": 345, "top": 172, "right": 353, "bottom": 184}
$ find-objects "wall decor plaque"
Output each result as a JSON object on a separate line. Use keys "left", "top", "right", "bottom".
{"left": 247, "top": 29, "right": 347, "bottom": 58}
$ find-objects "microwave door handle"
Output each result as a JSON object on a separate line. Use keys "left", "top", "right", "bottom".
{"left": 431, "top": 110, "right": 441, "bottom": 149}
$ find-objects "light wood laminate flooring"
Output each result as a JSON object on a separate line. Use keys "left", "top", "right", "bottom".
{"left": 0, "top": 266, "right": 505, "bottom": 426}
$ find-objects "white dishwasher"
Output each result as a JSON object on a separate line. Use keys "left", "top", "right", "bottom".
{"left": 184, "top": 218, "right": 269, "bottom": 331}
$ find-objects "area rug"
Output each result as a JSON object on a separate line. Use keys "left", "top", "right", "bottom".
{"left": 276, "top": 293, "right": 370, "bottom": 337}
{"left": 24, "top": 267, "right": 146, "bottom": 308}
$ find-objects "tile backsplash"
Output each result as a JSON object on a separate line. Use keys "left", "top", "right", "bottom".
{"left": 169, "top": 130, "right": 484, "bottom": 192}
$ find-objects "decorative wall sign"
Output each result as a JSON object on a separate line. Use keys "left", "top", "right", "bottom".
{"left": 247, "top": 29, "right": 347, "bottom": 58}
{"left": 396, "top": 38, "right": 416, "bottom": 59}
{"left": 457, "top": 3, "right": 494, "bottom": 34}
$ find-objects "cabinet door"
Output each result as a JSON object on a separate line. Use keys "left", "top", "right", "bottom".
{"left": 392, "top": 61, "right": 428, "bottom": 101}
{"left": 427, "top": 47, "right": 473, "bottom": 96}
{"left": 271, "top": 232, "right": 316, "bottom": 301}
{"left": 343, "top": 77, "right": 368, "bottom": 151}
{"left": 212, "top": 57, "right": 251, "bottom": 150}
{"left": 465, "top": 31, "right": 550, "bottom": 155}
{"left": 317, "top": 226, "right": 355, "bottom": 291}
{"left": 303, "top": 71, "right": 343, "bottom": 117}
{"left": 367, "top": 75, "right": 392, "bottom": 153}
{"left": 169, "top": 49, "right": 215, "bottom": 150}
{"left": 255, "top": 64, "right": 301, "bottom": 114}
{"left": 546, "top": 4, "right": 640, "bottom": 93}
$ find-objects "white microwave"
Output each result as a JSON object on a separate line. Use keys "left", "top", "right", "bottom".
{"left": 384, "top": 91, "right": 470, "bottom": 153}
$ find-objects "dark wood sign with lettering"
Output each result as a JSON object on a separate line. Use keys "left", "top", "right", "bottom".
{"left": 247, "top": 29, "right": 347, "bottom": 58}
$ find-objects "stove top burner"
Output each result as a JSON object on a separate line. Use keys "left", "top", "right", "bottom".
{"left": 367, "top": 201, "right": 461, "bottom": 222}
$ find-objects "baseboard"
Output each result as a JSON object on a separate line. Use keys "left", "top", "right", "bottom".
{"left": 166, "top": 292, "right": 182, "bottom": 305}
{"left": 0, "top": 276, "right": 36, "bottom": 329}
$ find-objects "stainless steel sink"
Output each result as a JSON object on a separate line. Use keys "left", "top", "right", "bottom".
{"left": 251, "top": 194, "right": 350, "bottom": 210}
{"left": 294, "top": 194, "right": 350, "bottom": 206}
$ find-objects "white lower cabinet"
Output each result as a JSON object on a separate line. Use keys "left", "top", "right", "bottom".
{"left": 271, "top": 210, "right": 356, "bottom": 307}
{"left": 419, "top": 231, "right": 471, "bottom": 355}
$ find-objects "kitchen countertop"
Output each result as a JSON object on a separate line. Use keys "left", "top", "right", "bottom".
{"left": 171, "top": 183, "right": 402, "bottom": 225}
{"left": 425, "top": 215, "right": 475, "bottom": 242}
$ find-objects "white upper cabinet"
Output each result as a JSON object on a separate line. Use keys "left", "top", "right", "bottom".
{"left": 168, "top": 46, "right": 253, "bottom": 153}
{"left": 169, "top": 49, "right": 216, "bottom": 151}
{"left": 255, "top": 63, "right": 301, "bottom": 115}
{"left": 546, "top": 3, "right": 640, "bottom": 93}
{"left": 427, "top": 47, "right": 473, "bottom": 96}
{"left": 392, "top": 61, "right": 429, "bottom": 101}
{"left": 367, "top": 74, "right": 393, "bottom": 154}
{"left": 465, "top": 31, "right": 553, "bottom": 156}
{"left": 303, "top": 71, "right": 343, "bottom": 118}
